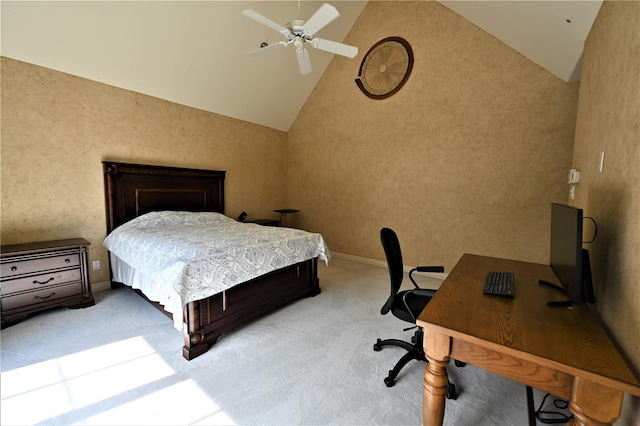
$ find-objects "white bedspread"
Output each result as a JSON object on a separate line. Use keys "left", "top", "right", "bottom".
{"left": 103, "top": 211, "right": 330, "bottom": 329}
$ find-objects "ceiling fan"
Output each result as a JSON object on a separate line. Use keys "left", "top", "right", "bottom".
{"left": 242, "top": 3, "right": 358, "bottom": 75}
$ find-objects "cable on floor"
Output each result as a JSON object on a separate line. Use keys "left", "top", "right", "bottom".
{"left": 535, "top": 393, "right": 574, "bottom": 424}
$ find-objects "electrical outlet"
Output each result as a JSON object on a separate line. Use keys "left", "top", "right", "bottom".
{"left": 92, "top": 260, "right": 100, "bottom": 270}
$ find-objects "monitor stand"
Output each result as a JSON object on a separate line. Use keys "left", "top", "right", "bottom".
{"left": 538, "top": 280, "right": 573, "bottom": 307}
{"left": 581, "top": 249, "right": 595, "bottom": 303}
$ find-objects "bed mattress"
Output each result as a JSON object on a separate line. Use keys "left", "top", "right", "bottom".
{"left": 104, "top": 211, "right": 330, "bottom": 329}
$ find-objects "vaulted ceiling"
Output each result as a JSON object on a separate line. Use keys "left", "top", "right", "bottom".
{"left": 1, "top": 1, "right": 602, "bottom": 132}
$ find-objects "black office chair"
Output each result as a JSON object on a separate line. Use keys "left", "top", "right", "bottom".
{"left": 374, "top": 227, "right": 459, "bottom": 398}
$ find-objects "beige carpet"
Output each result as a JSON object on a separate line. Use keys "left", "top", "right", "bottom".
{"left": 1, "top": 256, "right": 569, "bottom": 425}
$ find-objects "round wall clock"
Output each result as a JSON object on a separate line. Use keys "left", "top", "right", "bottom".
{"left": 355, "top": 37, "right": 414, "bottom": 99}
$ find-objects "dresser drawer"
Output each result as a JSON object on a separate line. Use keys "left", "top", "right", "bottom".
{"left": 1, "top": 268, "right": 81, "bottom": 296}
{"left": 1, "top": 252, "right": 81, "bottom": 278}
{"left": 1, "top": 281, "right": 84, "bottom": 311}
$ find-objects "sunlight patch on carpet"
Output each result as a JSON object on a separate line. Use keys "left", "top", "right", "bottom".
{"left": 0, "top": 336, "right": 229, "bottom": 425}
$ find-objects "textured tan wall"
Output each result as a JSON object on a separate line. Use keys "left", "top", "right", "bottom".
{"left": 572, "top": 1, "right": 640, "bottom": 421}
{"left": 1, "top": 57, "right": 287, "bottom": 286}
{"left": 288, "top": 1, "right": 580, "bottom": 270}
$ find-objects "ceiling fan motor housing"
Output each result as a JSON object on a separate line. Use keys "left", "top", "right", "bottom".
{"left": 288, "top": 20, "right": 312, "bottom": 41}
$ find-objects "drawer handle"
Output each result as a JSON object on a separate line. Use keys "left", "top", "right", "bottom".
{"left": 65, "top": 258, "right": 71, "bottom": 263}
{"left": 11, "top": 266, "right": 17, "bottom": 272}
{"left": 33, "top": 277, "right": 55, "bottom": 285}
{"left": 34, "top": 292, "right": 56, "bottom": 300}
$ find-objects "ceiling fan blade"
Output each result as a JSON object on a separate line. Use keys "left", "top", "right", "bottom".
{"left": 310, "top": 38, "right": 358, "bottom": 58}
{"left": 246, "top": 41, "right": 289, "bottom": 57}
{"left": 296, "top": 47, "right": 313, "bottom": 75}
{"left": 303, "top": 3, "right": 340, "bottom": 37}
{"left": 242, "top": 9, "right": 291, "bottom": 37}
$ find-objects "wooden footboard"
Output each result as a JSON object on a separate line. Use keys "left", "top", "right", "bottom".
{"left": 182, "top": 257, "right": 320, "bottom": 360}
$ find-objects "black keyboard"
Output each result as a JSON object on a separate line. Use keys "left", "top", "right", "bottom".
{"left": 484, "top": 271, "right": 514, "bottom": 297}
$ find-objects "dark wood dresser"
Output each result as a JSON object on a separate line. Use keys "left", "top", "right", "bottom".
{"left": 1, "top": 238, "right": 95, "bottom": 328}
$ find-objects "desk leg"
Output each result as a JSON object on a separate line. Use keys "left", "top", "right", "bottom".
{"left": 422, "top": 329, "right": 451, "bottom": 426}
{"left": 568, "top": 377, "right": 624, "bottom": 426}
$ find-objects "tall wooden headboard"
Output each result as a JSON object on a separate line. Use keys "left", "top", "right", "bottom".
{"left": 103, "top": 161, "right": 226, "bottom": 234}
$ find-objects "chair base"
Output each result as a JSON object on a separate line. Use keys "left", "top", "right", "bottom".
{"left": 373, "top": 331, "right": 458, "bottom": 399}
{"left": 374, "top": 337, "right": 426, "bottom": 387}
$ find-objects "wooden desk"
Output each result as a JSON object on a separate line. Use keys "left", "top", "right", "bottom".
{"left": 417, "top": 254, "right": 640, "bottom": 425}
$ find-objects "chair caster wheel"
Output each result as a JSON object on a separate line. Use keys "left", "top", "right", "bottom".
{"left": 446, "top": 382, "right": 457, "bottom": 400}
{"left": 384, "top": 376, "right": 395, "bottom": 387}
{"left": 373, "top": 339, "right": 382, "bottom": 352}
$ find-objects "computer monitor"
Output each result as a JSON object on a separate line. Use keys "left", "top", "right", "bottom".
{"left": 549, "top": 203, "right": 594, "bottom": 305}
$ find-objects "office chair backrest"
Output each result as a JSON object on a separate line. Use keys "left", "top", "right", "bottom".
{"left": 380, "top": 228, "right": 405, "bottom": 315}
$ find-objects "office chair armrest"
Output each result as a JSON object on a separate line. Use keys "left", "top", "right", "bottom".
{"left": 409, "top": 266, "right": 445, "bottom": 289}
{"left": 416, "top": 266, "right": 445, "bottom": 273}
{"left": 411, "top": 288, "right": 437, "bottom": 298}
{"left": 402, "top": 288, "right": 437, "bottom": 322}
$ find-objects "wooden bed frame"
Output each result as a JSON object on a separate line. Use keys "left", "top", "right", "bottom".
{"left": 103, "top": 161, "right": 320, "bottom": 360}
